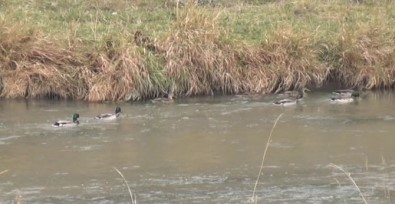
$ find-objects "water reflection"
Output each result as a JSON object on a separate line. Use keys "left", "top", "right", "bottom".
{"left": 0, "top": 91, "right": 395, "bottom": 203}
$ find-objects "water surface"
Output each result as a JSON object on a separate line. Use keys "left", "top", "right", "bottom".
{"left": 1, "top": 91, "right": 395, "bottom": 203}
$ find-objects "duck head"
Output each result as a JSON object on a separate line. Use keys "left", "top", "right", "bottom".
{"left": 296, "top": 87, "right": 310, "bottom": 99}
{"left": 115, "top": 106, "right": 121, "bottom": 114}
{"left": 72, "top": 113, "right": 80, "bottom": 123}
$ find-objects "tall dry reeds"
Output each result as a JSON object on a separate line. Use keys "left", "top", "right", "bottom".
{"left": 0, "top": 20, "right": 85, "bottom": 99}
{"left": 324, "top": 23, "right": 395, "bottom": 89}
{"left": 162, "top": 4, "right": 238, "bottom": 96}
{"left": 162, "top": 4, "right": 328, "bottom": 96}
{"left": 1, "top": 1, "right": 395, "bottom": 101}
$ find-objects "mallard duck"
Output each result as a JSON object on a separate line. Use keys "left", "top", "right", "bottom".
{"left": 330, "top": 87, "right": 364, "bottom": 103}
{"left": 273, "top": 98, "right": 299, "bottom": 106}
{"left": 96, "top": 106, "right": 121, "bottom": 120}
{"left": 52, "top": 113, "right": 80, "bottom": 127}
{"left": 274, "top": 87, "right": 308, "bottom": 106}
{"left": 278, "top": 88, "right": 310, "bottom": 99}
{"left": 152, "top": 83, "right": 176, "bottom": 104}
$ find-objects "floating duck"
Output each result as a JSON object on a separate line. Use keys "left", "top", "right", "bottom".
{"left": 152, "top": 84, "right": 175, "bottom": 104}
{"left": 274, "top": 87, "right": 309, "bottom": 106}
{"left": 330, "top": 87, "right": 363, "bottom": 103}
{"left": 96, "top": 107, "right": 121, "bottom": 120}
{"left": 52, "top": 113, "right": 80, "bottom": 127}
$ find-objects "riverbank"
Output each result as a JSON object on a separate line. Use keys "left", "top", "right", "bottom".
{"left": 1, "top": 0, "right": 395, "bottom": 101}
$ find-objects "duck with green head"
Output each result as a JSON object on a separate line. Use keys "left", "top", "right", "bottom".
{"left": 96, "top": 106, "right": 121, "bottom": 120}
{"left": 53, "top": 113, "right": 80, "bottom": 127}
{"left": 330, "top": 87, "right": 364, "bottom": 103}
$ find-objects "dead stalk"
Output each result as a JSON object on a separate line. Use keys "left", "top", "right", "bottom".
{"left": 0, "top": 169, "right": 9, "bottom": 175}
{"left": 15, "top": 189, "right": 23, "bottom": 204}
{"left": 113, "top": 167, "right": 137, "bottom": 204}
{"left": 250, "top": 113, "right": 284, "bottom": 203}
{"left": 329, "top": 163, "right": 368, "bottom": 204}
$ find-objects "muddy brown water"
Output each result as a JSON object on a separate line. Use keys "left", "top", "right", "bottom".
{"left": 0, "top": 91, "right": 395, "bottom": 203}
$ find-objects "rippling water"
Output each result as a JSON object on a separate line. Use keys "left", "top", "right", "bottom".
{"left": 1, "top": 91, "right": 395, "bottom": 203}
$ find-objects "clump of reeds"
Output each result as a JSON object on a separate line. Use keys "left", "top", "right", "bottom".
{"left": 0, "top": 18, "right": 158, "bottom": 101}
{"left": 322, "top": 6, "right": 395, "bottom": 89}
{"left": 1, "top": 0, "right": 395, "bottom": 101}
{"left": 162, "top": 3, "right": 239, "bottom": 96}
{"left": 0, "top": 19, "right": 85, "bottom": 99}
{"left": 245, "top": 26, "right": 329, "bottom": 93}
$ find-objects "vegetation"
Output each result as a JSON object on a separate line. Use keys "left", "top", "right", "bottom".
{"left": 1, "top": 0, "right": 395, "bottom": 101}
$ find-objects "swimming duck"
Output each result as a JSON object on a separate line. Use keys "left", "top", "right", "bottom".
{"left": 274, "top": 88, "right": 306, "bottom": 106}
{"left": 52, "top": 113, "right": 80, "bottom": 127}
{"left": 278, "top": 88, "right": 310, "bottom": 99}
{"left": 96, "top": 107, "right": 121, "bottom": 120}
{"left": 152, "top": 83, "right": 176, "bottom": 104}
{"left": 330, "top": 87, "right": 364, "bottom": 103}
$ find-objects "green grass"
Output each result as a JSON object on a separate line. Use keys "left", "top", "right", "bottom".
{"left": 1, "top": 0, "right": 395, "bottom": 101}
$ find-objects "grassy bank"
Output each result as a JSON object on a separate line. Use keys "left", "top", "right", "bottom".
{"left": 1, "top": 0, "right": 395, "bottom": 101}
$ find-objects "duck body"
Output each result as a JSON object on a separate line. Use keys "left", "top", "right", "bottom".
{"left": 53, "top": 113, "right": 80, "bottom": 127}
{"left": 96, "top": 107, "right": 121, "bottom": 120}
{"left": 273, "top": 98, "right": 298, "bottom": 106}
{"left": 330, "top": 88, "right": 362, "bottom": 103}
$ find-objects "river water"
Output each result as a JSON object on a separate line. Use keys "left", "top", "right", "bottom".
{"left": 0, "top": 91, "right": 395, "bottom": 203}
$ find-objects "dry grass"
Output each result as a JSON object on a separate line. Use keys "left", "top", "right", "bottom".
{"left": 1, "top": 0, "right": 395, "bottom": 101}
{"left": 0, "top": 20, "right": 83, "bottom": 99}
{"left": 324, "top": 22, "right": 395, "bottom": 89}
{"left": 162, "top": 4, "right": 234, "bottom": 96}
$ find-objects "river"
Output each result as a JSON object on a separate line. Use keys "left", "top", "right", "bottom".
{"left": 1, "top": 90, "right": 394, "bottom": 203}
